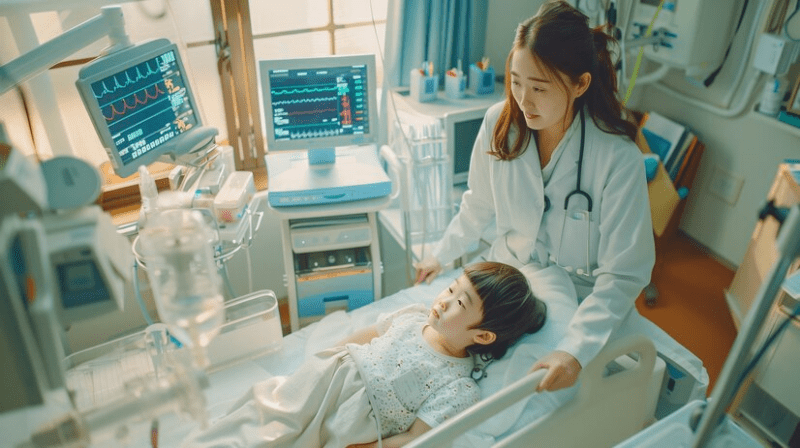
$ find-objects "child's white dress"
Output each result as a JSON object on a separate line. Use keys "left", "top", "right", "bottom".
{"left": 182, "top": 304, "right": 480, "bottom": 448}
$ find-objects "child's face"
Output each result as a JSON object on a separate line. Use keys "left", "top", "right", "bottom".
{"left": 428, "top": 274, "right": 486, "bottom": 348}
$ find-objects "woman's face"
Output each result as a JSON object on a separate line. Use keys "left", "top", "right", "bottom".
{"left": 509, "top": 49, "right": 587, "bottom": 136}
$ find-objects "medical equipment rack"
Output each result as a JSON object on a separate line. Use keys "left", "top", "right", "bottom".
{"left": 269, "top": 196, "right": 390, "bottom": 332}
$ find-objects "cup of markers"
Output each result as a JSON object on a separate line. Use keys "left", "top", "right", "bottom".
{"left": 445, "top": 65, "right": 466, "bottom": 99}
{"left": 469, "top": 57, "right": 495, "bottom": 95}
{"left": 410, "top": 61, "right": 438, "bottom": 103}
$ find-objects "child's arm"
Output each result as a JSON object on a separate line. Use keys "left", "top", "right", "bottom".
{"left": 336, "top": 324, "right": 379, "bottom": 346}
{"left": 346, "top": 418, "right": 432, "bottom": 448}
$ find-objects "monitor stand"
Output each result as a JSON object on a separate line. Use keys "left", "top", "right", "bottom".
{"left": 266, "top": 145, "right": 391, "bottom": 207}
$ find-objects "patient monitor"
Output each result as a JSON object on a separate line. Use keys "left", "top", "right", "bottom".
{"left": 260, "top": 54, "right": 391, "bottom": 207}
{"left": 76, "top": 38, "right": 217, "bottom": 178}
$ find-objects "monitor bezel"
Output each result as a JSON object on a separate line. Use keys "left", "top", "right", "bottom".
{"left": 259, "top": 53, "right": 379, "bottom": 152}
{"left": 76, "top": 38, "right": 203, "bottom": 178}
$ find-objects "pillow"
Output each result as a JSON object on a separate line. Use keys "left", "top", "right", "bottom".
{"left": 469, "top": 264, "right": 580, "bottom": 438}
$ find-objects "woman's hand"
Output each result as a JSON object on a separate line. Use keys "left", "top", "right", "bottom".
{"left": 530, "top": 350, "right": 582, "bottom": 392}
{"left": 413, "top": 256, "right": 443, "bottom": 285}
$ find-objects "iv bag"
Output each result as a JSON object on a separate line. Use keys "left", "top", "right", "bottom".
{"left": 139, "top": 209, "right": 223, "bottom": 366}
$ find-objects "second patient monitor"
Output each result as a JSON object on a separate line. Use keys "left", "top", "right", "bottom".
{"left": 260, "top": 54, "right": 391, "bottom": 207}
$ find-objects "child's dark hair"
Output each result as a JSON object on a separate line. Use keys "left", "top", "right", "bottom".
{"left": 464, "top": 262, "right": 547, "bottom": 360}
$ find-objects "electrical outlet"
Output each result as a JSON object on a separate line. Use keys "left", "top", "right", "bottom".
{"left": 709, "top": 166, "right": 744, "bottom": 205}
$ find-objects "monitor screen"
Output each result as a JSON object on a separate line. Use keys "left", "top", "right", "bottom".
{"left": 259, "top": 54, "right": 378, "bottom": 154}
{"left": 76, "top": 39, "right": 203, "bottom": 178}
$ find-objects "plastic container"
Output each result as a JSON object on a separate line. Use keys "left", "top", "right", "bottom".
{"left": 205, "top": 290, "right": 283, "bottom": 371}
{"left": 64, "top": 291, "right": 282, "bottom": 409}
{"left": 410, "top": 69, "right": 439, "bottom": 102}
{"left": 758, "top": 75, "right": 788, "bottom": 117}
{"left": 138, "top": 209, "right": 224, "bottom": 367}
{"left": 445, "top": 73, "right": 466, "bottom": 99}
{"left": 391, "top": 116, "right": 454, "bottom": 244}
{"left": 214, "top": 171, "right": 255, "bottom": 224}
{"left": 64, "top": 324, "right": 177, "bottom": 411}
{"left": 469, "top": 64, "right": 495, "bottom": 95}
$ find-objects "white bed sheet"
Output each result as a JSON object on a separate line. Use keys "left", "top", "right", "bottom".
{"left": 156, "top": 265, "right": 707, "bottom": 448}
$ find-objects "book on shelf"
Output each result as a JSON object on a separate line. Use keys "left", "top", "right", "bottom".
{"left": 667, "top": 132, "right": 697, "bottom": 181}
{"left": 640, "top": 111, "right": 695, "bottom": 182}
{"left": 640, "top": 111, "right": 685, "bottom": 169}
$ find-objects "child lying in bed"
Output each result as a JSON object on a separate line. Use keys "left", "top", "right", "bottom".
{"left": 182, "top": 261, "right": 547, "bottom": 448}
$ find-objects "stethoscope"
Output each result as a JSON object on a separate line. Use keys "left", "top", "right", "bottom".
{"left": 542, "top": 107, "right": 593, "bottom": 277}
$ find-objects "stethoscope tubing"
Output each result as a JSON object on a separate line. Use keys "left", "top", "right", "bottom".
{"left": 542, "top": 107, "right": 593, "bottom": 213}
{"left": 563, "top": 107, "right": 593, "bottom": 212}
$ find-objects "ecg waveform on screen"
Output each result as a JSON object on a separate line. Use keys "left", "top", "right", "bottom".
{"left": 102, "top": 84, "right": 166, "bottom": 121}
{"left": 272, "top": 96, "right": 337, "bottom": 106}
{"left": 90, "top": 50, "right": 198, "bottom": 166}
{"left": 288, "top": 108, "right": 337, "bottom": 116}
{"left": 271, "top": 86, "right": 337, "bottom": 95}
{"left": 91, "top": 61, "right": 161, "bottom": 99}
{"left": 269, "top": 67, "right": 369, "bottom": 141}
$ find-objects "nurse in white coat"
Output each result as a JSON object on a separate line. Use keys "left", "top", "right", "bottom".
{"left": 414, "top": 0, "right": 655, "bottom": 392}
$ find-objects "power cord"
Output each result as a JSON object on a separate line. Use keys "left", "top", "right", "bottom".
{"left": 732, "top": 301, "right": 800, "bottom": 393}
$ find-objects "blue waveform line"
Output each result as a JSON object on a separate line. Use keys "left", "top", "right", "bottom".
{"left": 271, "top": 86, "right": 337, "bottom": 95}
{"left": 93, "top": 61, "right": 161, "bottom": 99}
{"left": 272, "top": 96, "right": 337, "bottom": 106}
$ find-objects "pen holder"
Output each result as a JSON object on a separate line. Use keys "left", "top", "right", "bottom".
{"left": 469, "top": 64, "right": 495, "bottom": 95}
{"left": 410, "top": 69, "right": 439, "bottom": 103}
{"left": 445, "top": 74, "right": 466, "bottom": 99}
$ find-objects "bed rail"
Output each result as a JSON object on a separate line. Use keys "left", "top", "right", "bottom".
{"left": 406, "top": 334, "right": 658, "bottom": 448}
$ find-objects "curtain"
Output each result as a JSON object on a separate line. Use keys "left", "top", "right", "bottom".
{"left": 380, "top": 0, "right": 489, "bottom": 142}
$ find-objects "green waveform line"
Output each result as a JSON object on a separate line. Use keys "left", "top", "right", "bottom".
{"left": 272, "top": 86, "right": 338, "bottom": 95}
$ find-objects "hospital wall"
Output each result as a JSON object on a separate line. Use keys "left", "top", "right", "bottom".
{"left": 635, "top": 78, "right": 800, "bottom": 267}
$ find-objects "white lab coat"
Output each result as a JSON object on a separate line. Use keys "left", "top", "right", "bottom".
{"left": 432, "top": 101, "right": 655, "bottom": 368}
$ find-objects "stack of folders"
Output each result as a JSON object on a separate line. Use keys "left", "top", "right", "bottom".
{"left": 640, "top": 111, "right": 699, "bottom": 183}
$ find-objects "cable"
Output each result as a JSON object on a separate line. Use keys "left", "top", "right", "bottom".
{"left": 133, "top": 261, "right": 155, "bottom": 326}
{"left": 786, "top": 0, "right": 800, "bottom": 40}
{"left": 703, "top": 0, "right": 750, "bottom": 87}
{"left": 244, "top": 242, "right": 254, "bottom": 293}
{"left": 766, "top": 0, "right": 790, "bottom": 33}
{"left": 369, "top": 0, "right": 436, "bottom": 283}
{"left": 623, "top": 0, "right": 665, "bottom": 106}
{"left": 733, "top": 302, "right": 800, "bottom": 392}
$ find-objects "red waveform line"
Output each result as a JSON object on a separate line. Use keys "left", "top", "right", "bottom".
{"left": 103, "top": 84, "right": 165, "bottom": 121}
{"left": 287, "top": 108, "right": 336, "bottom": 116}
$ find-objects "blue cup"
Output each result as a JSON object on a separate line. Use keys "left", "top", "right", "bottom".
{"left": 410, "top": 69, "right": 438, "bottom": 102}
{"left": 469, "top": 64, "right": 495, "bottom": 95}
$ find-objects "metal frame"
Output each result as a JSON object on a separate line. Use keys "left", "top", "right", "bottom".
{"left": 209, "top": 0, "right": 265, "bottom": 171}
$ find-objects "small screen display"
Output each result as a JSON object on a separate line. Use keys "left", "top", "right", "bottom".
{"left": 90, "top": 49, "right": 198, "bottom": 167}
{"left": 267, "top": 64, "right": 370, "bottom": 142}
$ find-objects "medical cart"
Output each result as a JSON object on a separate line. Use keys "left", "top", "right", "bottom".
{"left": 269, "top": 196, "right": 390, "bottom": 332}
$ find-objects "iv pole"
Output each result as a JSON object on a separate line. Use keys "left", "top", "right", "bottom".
{"left": 692, "top": 202, "right": 800, "bottom": 447}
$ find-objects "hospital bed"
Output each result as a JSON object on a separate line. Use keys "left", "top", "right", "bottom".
{"left": 130, "top": 264, "right": 706, "bottom": 448}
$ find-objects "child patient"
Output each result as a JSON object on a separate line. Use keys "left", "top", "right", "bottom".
{"left": 183, "top": 261, "right": 547, "bottom": 448}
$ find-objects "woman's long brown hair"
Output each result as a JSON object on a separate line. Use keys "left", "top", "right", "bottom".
{"left": 490, "top": 0, "right": 637, "bottom": 160}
